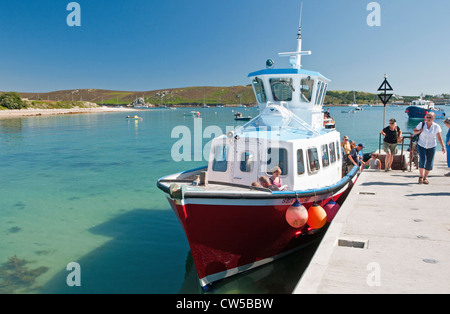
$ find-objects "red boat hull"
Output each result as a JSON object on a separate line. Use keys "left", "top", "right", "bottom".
{"left": 167, "top": 191, "right": 347, "bottom": 287}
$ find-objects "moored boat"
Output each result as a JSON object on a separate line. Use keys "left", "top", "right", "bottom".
{"left": 126, "top": 115, "right": 142, "bottom": 120}
{"left": 405, "top": 98, "right": 445, "bottom": 119}
{"left": 184, "top": 110, "right": 201, "bottom": 117}
{"left": 157, "top": 10, "right": 362, "bottom": 290}
{"left": 234, "top": 112, "right": 252, "bottom": 121}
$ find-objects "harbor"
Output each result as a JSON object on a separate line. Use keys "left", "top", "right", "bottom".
{"left": 1, "top": 1, "right": 449, "bottom": 296}
{"left": 294, "top": 153, "right": 450, "bottom": 294}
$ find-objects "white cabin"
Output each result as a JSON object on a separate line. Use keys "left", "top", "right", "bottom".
{"left": 206, "top": 16, "right": 343, "bottom": 192}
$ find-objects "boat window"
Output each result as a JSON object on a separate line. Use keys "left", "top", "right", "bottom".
{"left": 315, "top": 81, "right": 322, "bottom": 105}
{"left": 252, "top": 77, "right": 267, "bottom": 103}
{"left": 316, "top": 82, "right": 325, "bottom": 106}
{"left": 297, "top": 149, "right": 305, "bottom": 175}
{"left": 321, "top": 144, "right": 330, "bottom": 168}
{"left": 239, "top": 151, "right": 254, "bottom": 173}
{"left": 300, "top": 77, "right": 314, "bottom": 103}
{"left": 329, "top": 142, "right": 336, "bottom": 164}
{"left": 336, "top": 141, "right": 341, "bottom": 161}
{"left": 212, "top": 145, "right": 228, "bottom": 172}
{"left": 307, "top": 148, "right": 321, "bottom": 173}
{"left": 267, "top": 147, "right": 288, "bottom": 175}
{"left": 319, "top": 83, "right": 328, "bottom": 105}
{"left": 270, "top": 78, "right": 293, "bottom": 101}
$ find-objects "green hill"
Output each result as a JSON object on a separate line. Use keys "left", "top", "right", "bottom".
{"left": 16, "top": 86, "right": 256, "bottom": 107}
{"left": 3, "top": 87, "right": 443, "bottom": 108}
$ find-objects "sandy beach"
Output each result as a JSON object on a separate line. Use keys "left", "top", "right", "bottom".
{"left": 0, "top": 106, "right": 141, "bottom": 119}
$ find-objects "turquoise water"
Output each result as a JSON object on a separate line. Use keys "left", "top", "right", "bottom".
{"left": 0, "top": 105, "right": 447, "bottom": 294}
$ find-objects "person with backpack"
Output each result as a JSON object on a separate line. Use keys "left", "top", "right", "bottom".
{"left": 413, "top": 112, "right": 446, "bottom": 184}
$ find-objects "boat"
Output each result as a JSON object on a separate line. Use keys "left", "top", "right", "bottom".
{"left": 234, "top": 112, "right": 252, "bottom": 121}
{"left": 126, "top": 115, "right": 142, "bottom": 120}
{"left": 184, "top": 111, "right": 201, "bottom": 117}
{"left": 405, "top": 97, "right": 446, "bottom": 119}
{"left": 348, "top": 92, "right": 363, "bottom": 110}
{"left": 157, "top": 9, "right": 362, "bottom": 290}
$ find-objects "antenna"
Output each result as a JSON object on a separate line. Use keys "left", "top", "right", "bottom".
{"left": 278, "top": 2, "right": 311, "bottom": 69}
{"left": 298, "top": 2, "right": 303, "bottom": 39}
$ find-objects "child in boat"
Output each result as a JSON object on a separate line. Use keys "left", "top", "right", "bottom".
{"left": 269, "top": 166, "right": 282, "bottom": 188}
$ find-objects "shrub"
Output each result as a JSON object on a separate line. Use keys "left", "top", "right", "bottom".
{"left": 0, "top": 92, "right": 26, "bottom": 109}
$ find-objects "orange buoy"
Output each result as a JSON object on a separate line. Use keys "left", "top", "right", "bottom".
{"left": 323, "top": 199, "right": 340, "bottom": 223}
{"left": 307, "top": 203, "right": 327, "bottom": 229}
{"left": 285, "top": 200, "right": 308, "bottom": 228}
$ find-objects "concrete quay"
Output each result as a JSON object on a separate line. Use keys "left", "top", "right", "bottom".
{"left": 294, "top": 153, "right": 450, "bottom": 294}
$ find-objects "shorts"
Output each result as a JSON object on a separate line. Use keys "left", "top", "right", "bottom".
{"left": 383, "top": 142, "right": 398, "bottom": 155}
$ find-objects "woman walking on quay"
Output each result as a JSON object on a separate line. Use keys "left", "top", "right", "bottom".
{"left": 413, "top": 112, "right": 446, "bottom": 184}
{"left": 380, "top": 118, "right": 402, "bottom": 171}
{"left": 444, "top": 118, "right": 450, "bottom": 177}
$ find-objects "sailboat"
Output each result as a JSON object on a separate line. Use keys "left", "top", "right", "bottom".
{"left": 349, "top": 91, "right": 363, "bottom": 110}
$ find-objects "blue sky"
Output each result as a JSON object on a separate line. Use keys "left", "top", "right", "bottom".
{"left": 0, "top": 0, "right": 449, "bottom": 96}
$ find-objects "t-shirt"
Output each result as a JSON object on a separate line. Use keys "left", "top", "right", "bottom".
{"left": 446, "top": 129, "right": 450, "bottom": 148}
{"left": 417, "top": 122, "right": 442, "bottom": 149}
{"left": 268, "top": 185, "right": 279, "bottom": 191}
{"left": 383, "top": 126, "right": 401, "bottom": 144}
{"left": 269, "top": 176, "right": 282, "bottom": 188}
{"left": 349, "top": 148, "right": 360, "bottom": 165}
{"left": 369, "top": 158, "right": 380, "bottom": 169}
{"left": 341, "top": 141, "right": 351, "bottom": 154}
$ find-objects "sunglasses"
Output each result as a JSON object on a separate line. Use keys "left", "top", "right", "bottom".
{"left": 426, "top": 116, "right": 433, "bottom": 119}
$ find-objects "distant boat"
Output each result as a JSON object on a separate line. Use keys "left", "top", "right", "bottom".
{"left": 184, "top": 111, "right": 200, "bottom": 117}
{"left": 126, "top": 115, "right": 142, "bottom": 120}
{"left": 349, "top": 91, "right": 363, "bottom": 110}
{"left": 348, "top": 104, "right": 362, "bottom": 111}
{"left": 405, "top": 98, "right": 446, "bottom": 119}
{"left": 234, "top": 112, "right": 252, "bottom": 121}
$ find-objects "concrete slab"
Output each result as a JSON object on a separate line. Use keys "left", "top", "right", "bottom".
{"left": 293, "top": 153, "right": 450, "bottom": 294}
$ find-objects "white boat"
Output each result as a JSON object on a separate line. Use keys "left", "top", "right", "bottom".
{"left": 183, "top": 110, "right": 200, "bottom": 117}
{"left": 348, "top": 91, "right": 363, "bottom": 110}
{"left": 157, "top": 6, "right": 362, "bottom": 290}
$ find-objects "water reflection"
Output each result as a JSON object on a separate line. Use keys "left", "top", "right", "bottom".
{"left": 0, "top": 118, "right": 24, "bottom": 144}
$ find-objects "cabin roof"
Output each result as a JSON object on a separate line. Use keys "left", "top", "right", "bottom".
{"left": 247, "top": 68, "right": 330, "bottom": 81}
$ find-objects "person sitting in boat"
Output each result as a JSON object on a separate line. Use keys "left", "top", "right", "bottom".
{"left": 258, "top": 176, "right": 279, "bottom": 191}
{"left": 269, "top": 166, "right": 282, "bottom": 188}
{"left": 251, "top": 181, "right": 260, "bottom": 187}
